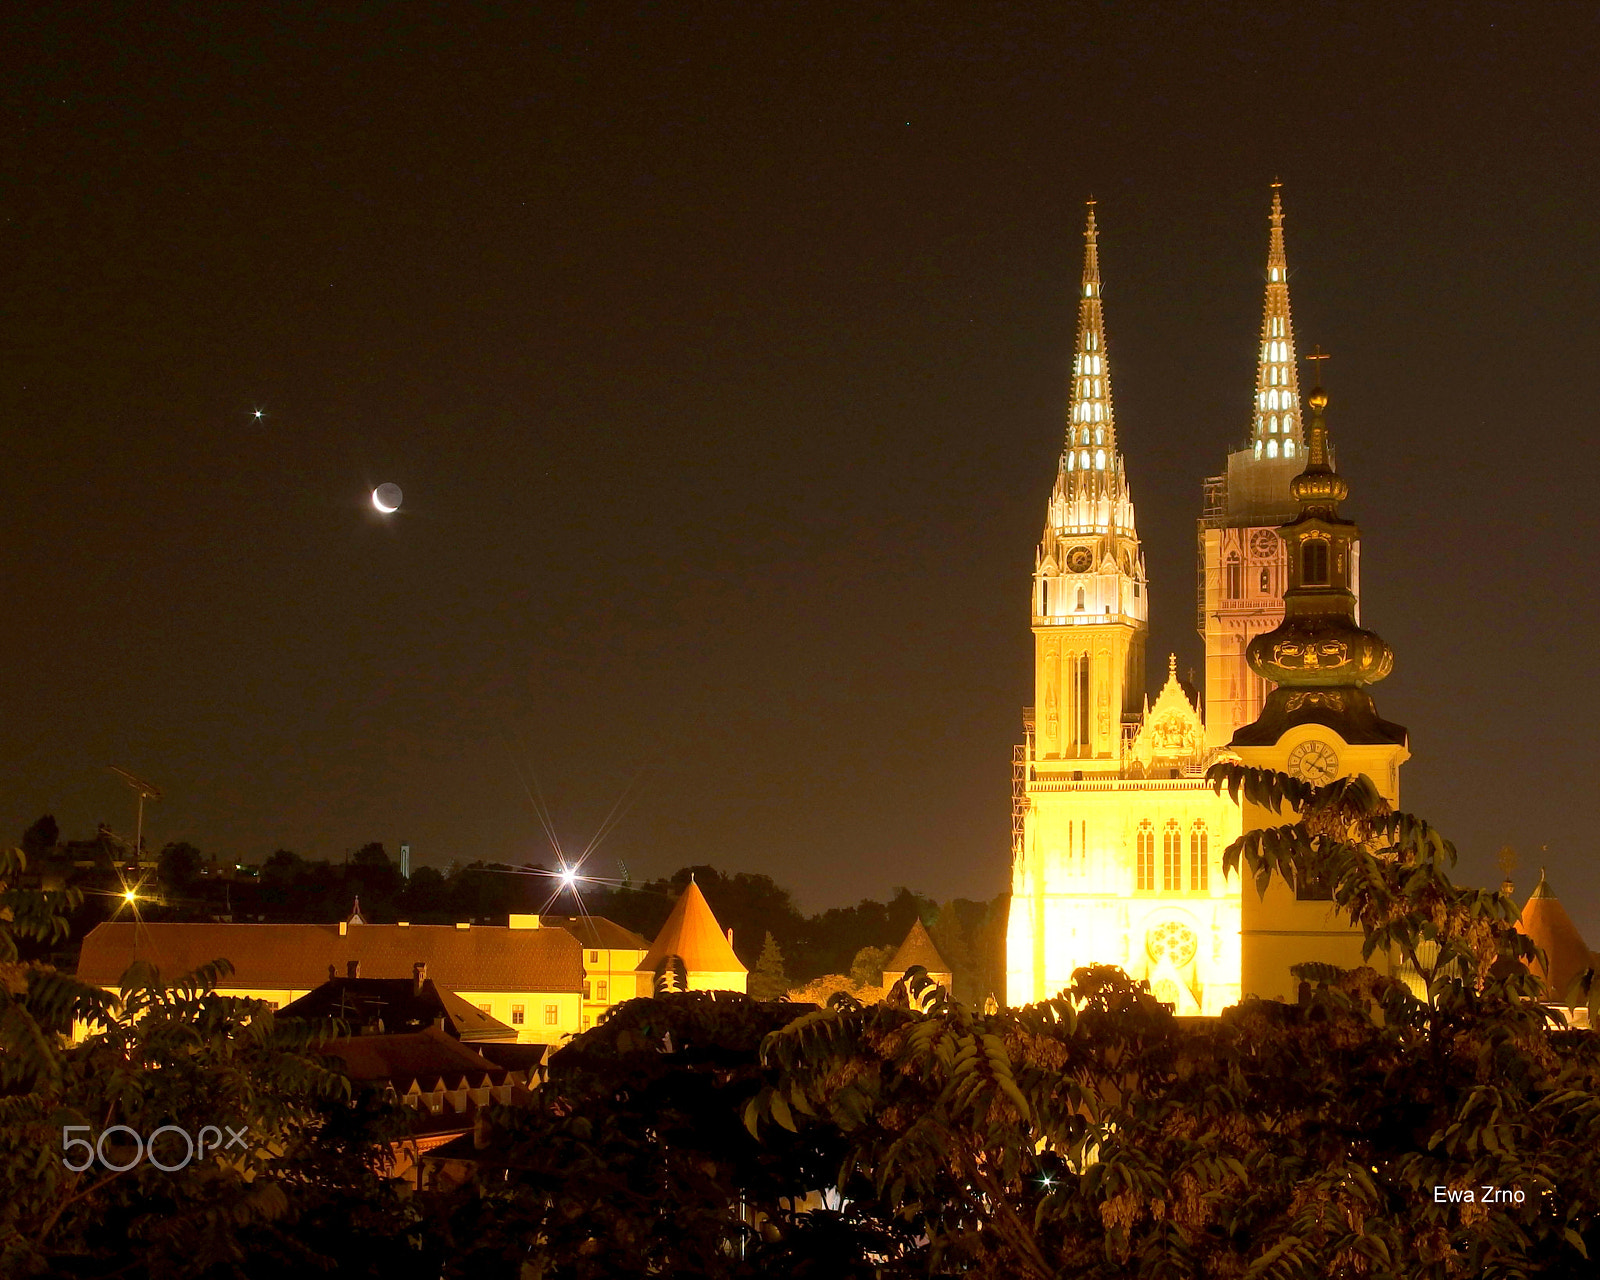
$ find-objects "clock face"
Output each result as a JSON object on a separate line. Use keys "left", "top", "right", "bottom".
{"left": 1249, "top": 529, "right": 1280, "bottom": 559}
{"left": 1066, "top": 547, "right": 1093, "bottom": 573}
{"left": 1286, "top": 739, "right": 1340, "bottom": 785}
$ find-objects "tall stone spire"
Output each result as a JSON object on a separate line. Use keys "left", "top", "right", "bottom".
{"left": 1067, "top": 202, "right": 1117, "bottom": 454}
{"left": 1052, "top": 201, "right": 1136, "bottom": 538}
{"left": 1251, "top": 185, "right": 1303, "bottom": 459}
{"left": 1031, "top": 201, "right": 1146, "bottom": 763}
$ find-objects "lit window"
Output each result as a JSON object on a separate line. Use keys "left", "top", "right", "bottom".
{"left": 1270, "top": 267, "right": 1279, "bottom": 281}
{"left": 1259, "top": 568, "right": 1269, "bottom": 593}
{"left": 1255, "top": 440, "right": 1263, "bottom": 459}
{"left": 544, "top": 1003, "right": 559, "bottom": 1026}
{"left": 1066, "top": 451, "right": 1075, "bottom": 471}
{"left": 1081, "top": 450, "right": 1090, "bottom": 470}
{"left": 1284, "top": 439, "right": 1295, "bottom": 458}
{"left": 1270, "top": 416, "right": 1278, "bottom": 433}
{"left": 1269, "top": 367, "right": 1278, "bottom": 386}
{"left": 478, "top": 1003, "right": 491, "bottom": 1015}
{"left": 511, "top": 1003, "right": 525, "bottom": 1025}
{"left": 1136, "top": 822, "right": 1155, "bottom": 891}
{"left": 1094, "top": 403, "right": 1104, "bottom": 421}
{"left": 1267, "top": 440, "right": 1278, "bottom": 457}
{"left": 1163, "top": 821, "right": 1182, "bottom": 891}
{"left": 1095, "top": 449, "right": 1105, "bottom": 469}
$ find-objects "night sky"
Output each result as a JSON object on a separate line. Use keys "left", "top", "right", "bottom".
{"left": 4, "top": 4, "right": 1597, "bottom": 932}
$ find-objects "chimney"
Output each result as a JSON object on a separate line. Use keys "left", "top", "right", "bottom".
{"left": 413, "top": 961, "right": 427, "bottom": 995}
{"left": 347, "top": 960, "right": 360, "bottom": 979}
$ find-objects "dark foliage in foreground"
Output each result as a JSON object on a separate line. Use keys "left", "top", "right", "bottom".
{"left": 434, "top": 767, "right": 1600, "bottom": 1278}
{"left": 6, "top": 766, "right": 1600, "bottom": 1276}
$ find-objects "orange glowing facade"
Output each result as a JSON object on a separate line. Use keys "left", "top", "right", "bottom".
{"left": 1006, "top": 191, "right": 1377, "bottom": 1012}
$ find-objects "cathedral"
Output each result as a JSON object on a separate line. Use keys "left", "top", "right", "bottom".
{"left": 1004, "top": 189, "right": 1407, "bottom": 1012}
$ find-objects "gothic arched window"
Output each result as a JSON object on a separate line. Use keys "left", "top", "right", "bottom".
{"left": 1267, "top": 439, "right": 1279, "bottom": 458}
{"left": 1162, "top": 821, "right": 1182, "bottom": 891}
{"left": 1075, "top": 587, "right": 1085, "bottom": 611}
{"left": 1226, "top": 556, "right": 1242, "bottom": 600}
{"left": 1136, "top": 822, "right": 1155, "bottom": 891}
{"left": 1259, "top": 568, "right": 1270, "bottom": 594}
{"left": 1095, "top": 449, "right": 1106, "bottom": 470}
{"left": 1284, "top": 438, "right": 1296, "bottom": 458}
{"left": 1190, "top": 823, "right": 1209, "bottom": 891}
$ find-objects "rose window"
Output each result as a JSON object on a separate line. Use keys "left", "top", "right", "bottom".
{"left": 1146, "top": 921, "right": 1198, "bottom": 968}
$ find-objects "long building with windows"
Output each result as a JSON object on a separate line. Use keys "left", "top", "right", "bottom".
{"left": 1006, "top": 191, "right": 1350, "bottom": 1013}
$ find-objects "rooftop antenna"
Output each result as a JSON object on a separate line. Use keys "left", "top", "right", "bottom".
{"left": 108, "top": 766, "right": 162, "bottom": 866}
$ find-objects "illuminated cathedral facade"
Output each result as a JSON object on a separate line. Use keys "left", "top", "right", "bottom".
{"left": 1005, "top": 190, "right": 1398, "bottom": 1012}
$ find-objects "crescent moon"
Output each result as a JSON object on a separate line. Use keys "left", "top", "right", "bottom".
{"left": 372, "top": 487, "right": 398, "bottom": 513}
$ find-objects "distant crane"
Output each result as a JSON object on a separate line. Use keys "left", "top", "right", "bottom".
{"left": 109, "top": 766, "right": 162, "bottom": 867}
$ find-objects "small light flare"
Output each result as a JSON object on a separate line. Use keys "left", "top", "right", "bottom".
{"left": 124, "top": 889, "right": 138, "bottom": 904}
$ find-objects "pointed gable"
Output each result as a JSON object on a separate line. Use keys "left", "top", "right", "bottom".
{"left": 636, "top": 881, "right": 746, "bottom": 977}
{"left": 1129, "top": 654, "right": 1206, "bottom": 770}
{"left": 1520, "top": 871, "right": 1595, "bottom": 1005}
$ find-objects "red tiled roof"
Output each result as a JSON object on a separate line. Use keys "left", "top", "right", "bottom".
{"left": 77, "top": 922, "right": 584, "bottom": 994}
{"left": 319, "top": 1026, "right": 508, "bottom": 1086}
{"left": 541, "top": 915, "right": 649, "bottom": 951}
{"left": 637, "top": 882, "right": 746, "bottom": 975}
{"left": 277, "top": 977, "right": 519, "bottom": 1042}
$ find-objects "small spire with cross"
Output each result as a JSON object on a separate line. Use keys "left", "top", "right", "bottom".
{"left": 1305, "top": 345, "right": 1331, "bottom": 387}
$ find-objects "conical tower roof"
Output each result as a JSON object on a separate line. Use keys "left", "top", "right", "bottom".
{"left": 1521, "top": 870, "right": 1594, "bottom": 1005}
{"left": 637, "top": 880, "right": 746, "bottom": 976}
{"left": 886, "top": 918, "right": 952, "bottom": 978}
